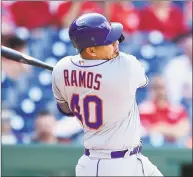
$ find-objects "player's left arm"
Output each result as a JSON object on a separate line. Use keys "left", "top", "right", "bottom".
{"left": 135, "top": 59, "right": 148, "bottom": 88}
{"left": 56, "top": 102, "right": 74, "bottom": 117}
{"left": 52, "top": 67, "right": 74, "bottom": 117}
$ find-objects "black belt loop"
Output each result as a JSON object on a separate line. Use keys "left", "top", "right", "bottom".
{"left": 85, "top": 148, "right": 90, "bottom": 156}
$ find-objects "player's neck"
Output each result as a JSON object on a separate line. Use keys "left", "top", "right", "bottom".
{"left": 80, "top": 52, "right": 98, "bottom": 60}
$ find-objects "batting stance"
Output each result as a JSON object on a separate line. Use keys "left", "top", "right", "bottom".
{"left": 52, "top": 13, "right": 163, "bottom": 176}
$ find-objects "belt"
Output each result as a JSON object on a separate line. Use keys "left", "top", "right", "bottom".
{"left": 84, "top": 145, "right": 142, "bottom": 159}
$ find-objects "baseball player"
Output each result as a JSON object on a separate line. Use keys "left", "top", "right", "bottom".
{"left": 52, "top": 13, "right": 163, "bottom": 176}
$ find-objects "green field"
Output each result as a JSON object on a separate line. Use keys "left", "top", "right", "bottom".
{"left": 2, "top": 144, "right": 192, "bottom": 176}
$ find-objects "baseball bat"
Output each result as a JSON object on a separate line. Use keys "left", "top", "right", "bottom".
{"left": 1, "top": 46, "right": 54, "bottom": 71}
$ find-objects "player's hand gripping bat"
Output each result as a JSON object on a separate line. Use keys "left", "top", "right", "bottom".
{"left": 1, "top": 46, "right": 54, "bottom": 71}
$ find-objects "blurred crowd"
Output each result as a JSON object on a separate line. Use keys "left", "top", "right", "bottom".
{"left": 1, "top": 0, "right": 192, "bottom": 149}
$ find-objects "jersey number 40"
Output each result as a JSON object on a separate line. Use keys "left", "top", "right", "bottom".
{"left": 70, "top": 94, "right": 103, "bottom": 130}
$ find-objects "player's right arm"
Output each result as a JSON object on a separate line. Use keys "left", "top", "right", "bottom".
{"left": 52, "top": 64, "right": 74, "bottom": 117}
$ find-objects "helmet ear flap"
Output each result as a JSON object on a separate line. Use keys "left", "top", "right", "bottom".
{"left": 70, "top": 36, "right": 78, "bottom": 49}
{"left": 118, "top": 34, "right": 125, "bottom": 43}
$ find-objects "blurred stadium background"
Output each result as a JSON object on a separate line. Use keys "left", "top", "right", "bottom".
{"left": 1, "top": 0, "right": 192, "bottom": 176}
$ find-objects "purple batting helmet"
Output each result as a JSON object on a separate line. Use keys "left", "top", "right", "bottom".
{"left": 68, "top": 13, "right": 125, "bottom": 52}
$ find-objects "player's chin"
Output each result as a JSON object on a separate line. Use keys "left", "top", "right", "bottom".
{"left": 105, "top": 52, "right": 119, "bottom": 60}
{"left": 113, "top": 51, "right": 119, "bottom": 58}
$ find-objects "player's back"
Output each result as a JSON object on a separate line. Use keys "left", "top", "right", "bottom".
{"left": 53, "top": 52, "right": 146, "bottom": 151}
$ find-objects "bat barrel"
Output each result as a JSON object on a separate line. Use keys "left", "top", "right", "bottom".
{"left": 1, "top": 46, "right": 54, "bottom": 71}
{"left": 1, "top": 46, "right": 24, "bottom": 62}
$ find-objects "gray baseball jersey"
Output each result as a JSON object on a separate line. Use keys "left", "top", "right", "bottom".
{"left": 52, "top": 52, "right": 148, "bottom": 151}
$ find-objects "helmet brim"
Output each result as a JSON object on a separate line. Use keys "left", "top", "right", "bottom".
{"left": 105, "top": 22, "right": 123, "bottom": 44}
